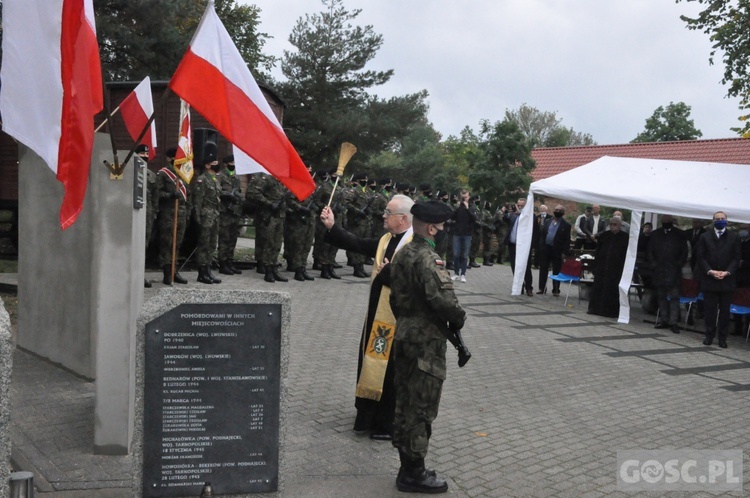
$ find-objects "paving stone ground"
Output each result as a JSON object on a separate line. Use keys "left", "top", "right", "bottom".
{"left": 7, "top": 249, "right": 750, "bottom": 497}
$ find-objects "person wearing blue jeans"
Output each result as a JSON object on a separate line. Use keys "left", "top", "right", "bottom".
{"left": 451, "top": 190, "right": 477, "bottom": 282}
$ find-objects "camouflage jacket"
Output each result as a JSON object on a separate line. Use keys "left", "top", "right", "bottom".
{"left": 217, "top": 170, "right": 243, "bottom": 217}
{"left": 389, "top": 235, "right": 466, "bottom": 345}
{"left": 192, "top": 171, "right": 221, "bottom": 223}
{"left": 344, "top": 185, "right": 371, "bottom": 226}
{"left": 247, "top": 173, "right": 288, "bottom": 218}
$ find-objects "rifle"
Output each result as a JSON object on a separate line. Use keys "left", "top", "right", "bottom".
{"left": 271, "top": 190, "right": 292, "bottom": 213}
{"left": 447, "top": 327, "right": 471, "bottom": 367}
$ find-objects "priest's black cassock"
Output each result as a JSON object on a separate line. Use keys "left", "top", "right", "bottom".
{"left": 588, "top": 230, "right": 629, "bottom": 318}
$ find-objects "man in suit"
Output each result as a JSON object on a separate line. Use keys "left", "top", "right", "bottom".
{"left": 583, "top": 204, "right": 607, "bottom": 250}
{"left": 648, "top": 214, "right": 688, "bottom": 334}
{"left": 537, "top": 204, "right": 572, "bottom": 296}
{"left": 695, "top": 211, "right": 742, "bottom": 348}
{"left": 503, "top": 198, "right": 536, "bottom": 296}
{"left": 688, "top": 219, "right": 707, "bottom": 271}
{"left": 533, "top": 204, "right": 549, "bottom": 267}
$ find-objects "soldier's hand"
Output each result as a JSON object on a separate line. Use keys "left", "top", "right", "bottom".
{"left": 320, "top": 206, "right": 335, "bottom": 229}
{"left": 171, "top": 192, "right": 181, "bottom": 200}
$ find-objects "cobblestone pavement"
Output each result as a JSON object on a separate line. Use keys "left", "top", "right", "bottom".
{"left": 9, "top": 255, "right": 750, "bottom": 497}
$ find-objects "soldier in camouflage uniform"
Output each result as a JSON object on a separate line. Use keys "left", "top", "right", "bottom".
{"left": 217, "top": 155, "right": 244, "bottom": 276}
{"left": 343, "top": 172, "right": 372, "bottom": 278}
{"left": 312, "top": 170, "right": 343, "bottom": 279}
{"left": 192, "top": 147, "right": 222, "bottom": 285}
{"left": 247, "top": 173, "right": 289, "bottom": 283}
{"left": 493, "top": 203, "right": 507, "bottom": 264}
{"left": 481, "top": 201, "right": 497, "bottom": 265}
{"left": 156, "top": 147, "right": 188, "bottom": 285}
{"left": 283, "top": 165, "right": 317, "bottom": 281}
{"left": 369, "top": 178, "right": 391, "bottom": 240}
{"left": 139, "top": 144, "right": 158, "bottom": 288}
{"left": 468, "top": 195, "right": 482, "bottom": 268}
{"left": 389, "top": 201, "right": 466, "bottom": 494}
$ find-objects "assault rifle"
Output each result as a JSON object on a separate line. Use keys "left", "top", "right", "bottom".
{"left": 447, "top": 327, "right": 471, "bottom": 367}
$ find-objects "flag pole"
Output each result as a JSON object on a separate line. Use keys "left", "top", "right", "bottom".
{"left": 94, "top": 104, "right": 121, "bottom": 133}
{"left": 98, "top": 64, "right": 122, "bottom": 176}
{"left": 170, "top": 198, "right": 179, "bottom": 284}
{"left": 121, "top": 88, "right": 172, "bottom": 173}
{"left": 327, "top": 142, "right": 357, "bottom": 207}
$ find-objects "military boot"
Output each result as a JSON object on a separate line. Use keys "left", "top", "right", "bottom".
{"left": 294, "top": 269, "right": 306, "bottom": 282}
{"left": 228, "top": 261, "right": 242, "bottom": 275}
{"left": 219, "top": 261, "right": 234, "bottom": 276}
{"left": 256, "top": 263, "right": 266, "bottom": 274}
{"left": 328, "top": 265, "right": 341, "bottom": 280}
{"left": 271, "top": 265, "right": 288, "bottom": 282}
{"left": 197, "top": 266, "right": 213, "bottom": 284}
{"left": 301, "top": 268, "right": 315, "bottom": 281}
{"left": 206, "top": 267, "right": 222, "bottom": 284}
{"left": 264, "top": 266, "right": 276, "bottom": 283}
{"left": 396, "top": 456, "right": 447, "bottom": 494}
{"left": 162, "top": 265, "right": 173, "bottom": 285}
{"left": 469, "top": 258, "right": 481, "bottom": 268}
{"left": 320, "top": 265, "right": 332, "bottom": 279}
{"left": 312, "top": 259, "right": 322, "bottom": 271}
{"left": 173, "top": 270, "right": 188, "bottom": 284}
{"left": 353, "top": 263, "right": 369, "bottom": 278}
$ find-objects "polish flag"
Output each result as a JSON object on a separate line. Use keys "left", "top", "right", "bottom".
{"left": 120, "top": 76, "right": 157, "bottom": 160}
{"left": 0, "top": 0, "right": 103, "bottom": 230}
{"left": 169, "top": 0, "right": 315, "bottom": 200}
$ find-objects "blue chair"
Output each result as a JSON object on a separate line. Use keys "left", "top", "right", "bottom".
{"left": 730, "top": 288, "right": 750, "bottom": 342}
{"left": 549, "top": 259, "right": 582, "bottom": 306}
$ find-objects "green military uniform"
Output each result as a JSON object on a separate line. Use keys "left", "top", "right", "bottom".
{"left": 217, "top": 157, "right": 244, "bottom": 275}
{"left": 389, "top": 201, "right": 466, "bottom": 494}
{"left": 247, "top": 173, "right": 289, "bottom": 282}
{"left": 469, "top": 198, "right": 482, "bottom": 267}
{"left": 481, "top": 202, "right": 497, "bottom": 265}
{"left": 145, "top": 168, "right": 159, "bottom": 250}
{"left": 192, "top": 168, "right": 222, "bottom": 284}
{"left": 493, "top": 206, "right": 507, "bottom": 264}
{"left": 155, "top": 159, "right": 188, "bottom": 285}
{"left": 312, "top": 174, "right": 343, "bottom": 279}
{"left": 369, "top": 181, "right": 389, "bottom": 240}
{"left": 343, "top": 174, "right": 372, "bottom": 277}
{"left": 284, "top": 188, "right": 317, "bottom": 281}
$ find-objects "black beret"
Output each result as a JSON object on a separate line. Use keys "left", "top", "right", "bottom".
{"left": 135, "top": 144, "right": 149, "bottom": 154}
{"left": 223, "top": 155, "right": 234, "bottom": 163}
{"left": 203, "top": 143, "right": 218, "bottom": 165}
{"left": 351, "top": 171, "right": 368, "bottom": 181}
{"left": 411, "top": 201, "right": 453, "bottom": 224}
{"left": 165, "top": 147, "right": 177, "bottom": 158}
{"left": 419, "top": 182, "right": 431, "bottom": 191}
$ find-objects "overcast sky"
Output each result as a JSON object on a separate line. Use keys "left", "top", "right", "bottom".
{"left": 244, "top": 0, "right": 740, "bottom": 145}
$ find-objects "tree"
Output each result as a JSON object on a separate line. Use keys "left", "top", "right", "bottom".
{"left": 504, "top": 104, "right": 596, "bottom": 148}
{"left": 676, "top": 0, "right": 750, "bottom": 136}
{"left": 467, "top": 119, "right": 535, "bottom": 206}
{"left": 631, "top": 101, "right": 703, "bottom": 143}
{"left": 277, "top": 0, "right": 430, "bottom": 170}
{"left": 95, "top": 0, "right": 273, "bottom": 81}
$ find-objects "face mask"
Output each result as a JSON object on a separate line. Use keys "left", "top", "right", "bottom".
{"left": 434, "top": 227, "right": 447, "bottom": 245}
{"left": 553, "top": 211, "right": 563, "bottom": 218}
{"left": 714, "top": 219, "right": 728, "bottom": 230}
{"left": 740, "top": 230, "right": 749, "bottom": 240}
{"left": 662, "top": 222, "right": 673, "bottom": 229}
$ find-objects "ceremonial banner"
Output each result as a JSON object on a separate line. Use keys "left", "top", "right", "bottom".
{"left": 120, "top": 76, "right": 157, "bottom": 160}
{"left": 173, "top": 100, "right": 194, "bottom": 184}
{"left": 169, "top": 0, "right": 314, "bottom": 200}
{"left": 0, "top": 0, "right": 103, "bottom": 229}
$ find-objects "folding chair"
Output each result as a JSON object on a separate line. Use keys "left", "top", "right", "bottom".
{"left": 729, "top": 288, "right": 750, "bottom": 342}
{"left": 549, "top": 259, "right": 582, "bottom": 306}
{"left": 679, "top": 278, "right": 702, "bottom": 328}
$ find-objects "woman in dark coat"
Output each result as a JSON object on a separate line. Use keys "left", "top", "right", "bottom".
{"left": 588, "top": 217, "right": 630, "bottom": 318}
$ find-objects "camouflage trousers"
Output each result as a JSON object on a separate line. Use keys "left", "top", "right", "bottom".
{"left": 313, "top": 219, "right": 338, "bottom": 265}
{"left": 218, "top": 213, "right": 241, "bottom": 262}
{"left": 157, "top": 207, "right": 187, "bottom": 267}
{"left": 392, "top": 338, "right": 446, "bottom": 460}
{"left": 346, "top": 221, "right": 371, "bottom": 265}
{"left": 255, "top": 210, "right": 284, "bottom": 266}
{"left": 470, "top": 229, "right": 481, "bottom": 259}
{"left": 284, "top": 215, "right": 315, "bottom": 269}
{"left": 195, "top": 210, "right": 219, "bottom": 265}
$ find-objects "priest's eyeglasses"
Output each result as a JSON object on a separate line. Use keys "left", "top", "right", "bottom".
{"left": 384, "top": 209, "right": 406, "bottom": 217}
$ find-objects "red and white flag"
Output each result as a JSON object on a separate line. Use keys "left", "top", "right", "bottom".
{"left": 173, "top": 100, "right": 194, "bottom": 184}
{"left": 0, "top": 0, "right": 103, "bottom": 230}
{"left": 120, "top": 76, "right": 157, "bottom": 160}
{"left": 169, "top": 0, "right": 315, "bottom": 200}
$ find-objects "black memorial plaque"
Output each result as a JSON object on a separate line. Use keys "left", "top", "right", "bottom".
{"left": 143, "top": 303, "right": 282, "bottom": 497}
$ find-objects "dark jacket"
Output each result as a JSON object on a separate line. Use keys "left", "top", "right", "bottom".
{"left": 540, "top": 217, "right": 572, "bottom": 257}
{"left": 451, "top": 203, "right": 477, "bottom": 236}
{"left": 647, "top": 227, "right": 688, "bottom": 287}
{"left": 694, "top": 229, "right": 742, "bottom": 292}
{"left": 503, "top": 211, "right": 539, "bottom": 246}
{"left": 584, "top": 215, "right": 607, "bottom": 239}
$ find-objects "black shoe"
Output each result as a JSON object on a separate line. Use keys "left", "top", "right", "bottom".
{"left": 483, "top": 261, "right": 493, "bottom": 266}
{"left": 256, "top": 263, "right": 266, "bottom": 274}
{"left": 654, "top": 322, "right": 669, "bottom": 329}
{"left": 207, "top": 268, "right": 222, "bottom": 284}
{"left": 703, "top": 338, "right": 713, "bottom": 346}
{"left": 264, "top": 267, "right": 276, "bottom": 283}
{"left": 173, "top": 272, "right": 188, "bottom": 284}
{"left": 536, "top": 289, "right": 546, "bottom": 295}
{"left": 219, "top": 262, "right": 234, "bottom": 275}
{"left": 396, "top": 468, "right": 448, "bottom": 494}
{"left": 353, "top": 264, "right": 369, "bottom": 278}
{"left": 719, "top": 340, "right": 728, "bottom": 348}
{"left": 552, "top": 290, "right": 560, "bottom": 297}
{"left": 228, "top": 262, "right": 242, "bottom": 275}
{"left": 162, "top": 265, "right": 173, "bottom": 285}
{"left": 671, "top": 324, "right": 680, "bottom": 334}
{"left": 301, "top": 268, "right": 315, "bottom": 281}
{"left": 271, "top": 265, "right": 288, "bottom": 282}
{"left": 294, "top": 269, "right": 306, "bottom": 282}
{"left": 197, "top": 266, "right": 213, "bottom": 284}
{"left": 144, "top": 278, "right": 152, "bottom": 288}
{"left": 469, "top": 260, "right": 481, "bottom": 268}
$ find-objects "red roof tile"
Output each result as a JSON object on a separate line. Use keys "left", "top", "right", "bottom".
{"left": 531, "top": 138, "right": 750, "bottom": 182}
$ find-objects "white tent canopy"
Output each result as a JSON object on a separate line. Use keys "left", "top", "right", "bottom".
{"left": 511, "top": 156, "right": 750, "bottom": 322}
